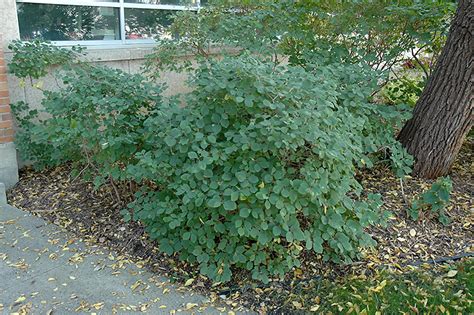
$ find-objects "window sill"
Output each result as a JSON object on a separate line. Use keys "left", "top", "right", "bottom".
{"left": 80, "top": 44, "right": 157, "bottom": 62}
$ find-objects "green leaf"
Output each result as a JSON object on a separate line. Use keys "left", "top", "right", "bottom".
{"left": 328, "top": 212, "right": 344, "bottom": 229}
{"left": 164, "top": 135, "right": 176, "bottom": 147}
{"left": 223, "top": 200, "right": 237, "bottom": 211}
{"left": 188, "top": 151, "right": 198, "bottom": 159}
{"left": 208, "top": 197, "right": 222, "bottom": 208}
{"left": 231, "top": 191, "right": 240, "bottom": 201}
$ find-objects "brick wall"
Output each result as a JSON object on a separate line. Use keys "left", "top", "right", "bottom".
{"left": 0, "top": 47, "right": 14, "bottom": 144}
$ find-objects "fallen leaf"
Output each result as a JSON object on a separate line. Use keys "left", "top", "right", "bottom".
{"left": 130, "top": 280, "right": 142, "bottom": 291}
{"left": 446, "top": 270, "right": 458, "bottom": 278}
{"left": 371, "top": 280, "right": 387, "bottom": 293}
{"left": 310, "top": 305, "right": 320, "bottom": 311}
{"left": 292, "top": 301, "right": 302, "bottom": 309}
{"left": 185, "top": 303, "right": 198, "bottom": 310}
{"left": 91, "top": 302, "right": 104, "bottom": 310}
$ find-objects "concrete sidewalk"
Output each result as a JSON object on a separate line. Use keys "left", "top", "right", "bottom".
{"left": 0, "top": 203, "right": 247, "bottom": 314}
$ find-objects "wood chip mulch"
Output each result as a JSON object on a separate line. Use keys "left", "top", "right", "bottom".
{"left": 7, "top": 140, "right": 473, "bottom": 313}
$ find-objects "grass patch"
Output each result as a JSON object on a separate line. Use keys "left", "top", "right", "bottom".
{"left": 288, "top": 258, "right": 473, "bottom": 314}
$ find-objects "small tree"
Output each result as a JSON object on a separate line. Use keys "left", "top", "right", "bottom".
{"left": 398, "top": 0, "right": 473, "bottom": 179}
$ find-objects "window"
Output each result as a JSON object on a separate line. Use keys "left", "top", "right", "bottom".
{"left": 16, "top": 0, "right": 200, "bottom": 45}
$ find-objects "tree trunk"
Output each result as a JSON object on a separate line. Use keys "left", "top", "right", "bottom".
{"left": 398, "top": 0, "right": 473, "bottom": 179}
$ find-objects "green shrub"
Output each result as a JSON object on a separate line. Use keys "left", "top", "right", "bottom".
{"left": 11, "top": 65, "right": 166, "bottom": 186}
{"left": 10, "top": 34, "right": 414, "bottom": 283}
{"left": 381, "top": 75, "right": 425, "bottom": 107}
{"left": 8, "top": 40, "right": 84, "bottom": 79}
{"left": 410, "top": 177, "right": 452, "bottom": 225}
{"left": 125, "top": 54, "right": 412, "bottom": 283}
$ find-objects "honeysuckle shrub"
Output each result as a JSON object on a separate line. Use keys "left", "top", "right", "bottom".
{"left": 9, "top": 43, "right": 413, "bottom": 283}
{"left": 9, "top": 25, "right": 417, "bottom": 282}
{"left": 124, "top": 54, "right": 412, "bottom": 282}
{"left": 11, "top": 64, "right": 167, "bottom": 186}
{"left": 8, "top": 40, "right": 84, "bottom": 80}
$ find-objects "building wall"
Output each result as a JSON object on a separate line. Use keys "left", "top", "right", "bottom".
{"left": 0, "top": 0, "right": 20, "bottom": 45}
{"left": 0, "top": 0, "right": 193, "bottom": 187}
{"left": 0, "top": 40, "right": 19, "bottom": 188}
{"left": 4, "top": 47, "right": 193, "bottom": 113}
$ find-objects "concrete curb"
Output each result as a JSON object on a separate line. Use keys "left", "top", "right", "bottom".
{"left": 0, "top": 142, "right": 19, "bottom": 189}
{"left": 0, "top": 182, "right": 6, "bottom": 204}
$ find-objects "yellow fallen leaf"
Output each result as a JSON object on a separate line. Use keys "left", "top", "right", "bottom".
{"left": 16, "top": 302, "right": 32, "bottom": 315}
{"left": 92, "top": 302, "right": 104, "bottom": 310}
{"left": 294, "top": 268, "right": 303, "bottom": 277}
{"left": 184, "top": 278, "right": 194, "bottom": 286}
{"left": 185, "top": 303, "right": 198, "bottom": 310}
{"left": 34, "top": 81, "right": 44, "bottom": 89}
{"left": 15, "top": 296, "right": 26, "bottom": 303}
{"left": 130, "top": 280, "right": 144, "bottom": 291}
{"left": 69, "top": 253, "right": 84, "bottom": 263}
{"left": 409, "top": 229, "right": 416, "bottom": 237}
{"left": 292, "top": 301, "right": 302, "bottom": 309}
{"left": 453, "top": 289, "right": 463, "bottom": 297}
{"left": 371, "top": 280, "right": 387, "bottom": 293}
{"left": 446, "top": 270, "right": 458, "bottom": 277}
{"left": 310, "top": 305, "right": 320, "bottom": 311}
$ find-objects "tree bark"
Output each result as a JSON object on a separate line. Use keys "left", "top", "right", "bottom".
{"left": 398, "top": 0, "right": 473, "bottom": 179}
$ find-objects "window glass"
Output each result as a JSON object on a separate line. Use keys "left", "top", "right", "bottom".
{"left": 17, "top": 3, "right": 120, "bottom": 41}
{"left": 73, "top": 0, "right": 120, "bottom": 2}
{"left": 125, "top": 8, "right": 174, "bottom": 40}
{"left": 124, "top": 0, "right": 198, "bottom": 5}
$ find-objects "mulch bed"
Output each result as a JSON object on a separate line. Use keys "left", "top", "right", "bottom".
{"left": 7, "top": 140, "right": 473, "bottom": 313}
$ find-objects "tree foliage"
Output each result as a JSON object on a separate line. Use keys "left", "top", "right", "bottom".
{"left": 146, "top": 0, "right": 455, "bottom": 82}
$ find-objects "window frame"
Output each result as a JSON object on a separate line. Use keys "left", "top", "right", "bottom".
{"left": 16, "top": 0, "right": 200, "bottom": 46}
